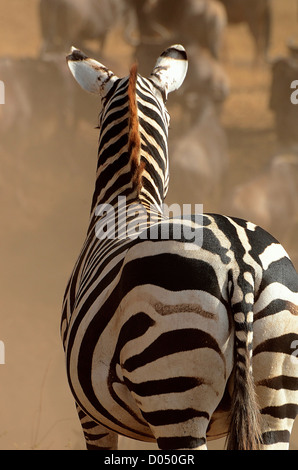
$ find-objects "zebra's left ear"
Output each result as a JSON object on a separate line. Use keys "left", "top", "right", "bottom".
{"left": 150, "top": 45, "right": 188, "bottom": 98}
{"left": 66, "top": 47, "right": 119, "bottom": 97}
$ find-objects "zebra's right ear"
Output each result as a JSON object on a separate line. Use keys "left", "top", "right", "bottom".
{"left": 150, "top": 44, "right": 188, "bottom": 98}
{"left": 66, "top": 47, "right": 119, "bottom": 97}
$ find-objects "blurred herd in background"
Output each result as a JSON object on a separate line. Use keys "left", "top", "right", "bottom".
{"left": 0, "top": 0, "right": 298, "bottom": 262}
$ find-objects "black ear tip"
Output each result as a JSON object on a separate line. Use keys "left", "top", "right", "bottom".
{"left": 66, "top": 47, "right": 88, "bottom": 62}
{"left": 161, "top": 45, "right": 187, "bottom": 61}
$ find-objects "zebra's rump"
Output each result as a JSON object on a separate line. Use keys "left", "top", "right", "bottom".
{"left": 68, "top": 295, "right": 234, "bottom": 443}
{"left": 66, "top": 224, "right": 236, "bottom": 441}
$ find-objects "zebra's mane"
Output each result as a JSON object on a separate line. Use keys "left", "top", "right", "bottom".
{"left": 127, "top": 63, "right": 145, "bottom": 196}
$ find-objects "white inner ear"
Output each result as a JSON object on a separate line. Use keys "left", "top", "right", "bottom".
{"left": 150, "top": 45, "right": 188, "bottom": 96}
{"left": 67, "top": 48, "right": 118, "bottom": 96}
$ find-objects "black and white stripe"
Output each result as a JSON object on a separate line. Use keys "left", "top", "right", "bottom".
{"left": 61, "top": 45, "right": 298, "bottom": 450}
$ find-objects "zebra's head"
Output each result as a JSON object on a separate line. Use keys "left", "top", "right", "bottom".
{"left": 67, "top": 45, "right": 188, "bottom": 211}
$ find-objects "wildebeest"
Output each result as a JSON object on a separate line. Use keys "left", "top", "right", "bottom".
{"left": 218, "top": 0, "right": 272, "bottom": 63}
{"left": 0, "top": 56, "right": 70, "bottom": 147}
{"left": 39, "top": 0, "right": 127, "bottom": 56}
{"left": 167, "top": 101, "right": 229, "bottom": 208}
{"left": 129, "top": 0, "right": 227, "bottom": 60}
{"left": 227, "top": 153, "right": 298, "bottom": 247}
{"left": 269, "top": 45, "right": 298, "bottom": 149}
{"left": 0, "top": 53, "right": 104, "bottom": 160}
{"left": 165, "top": 45, "right": 230, "bottom": 206}
{"left": 173, "top": 44, "right": 230, "bottom": 118}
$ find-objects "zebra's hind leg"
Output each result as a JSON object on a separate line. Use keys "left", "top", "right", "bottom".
{"left": 253, "top": 291, "right": 298, "bottom": 450}
{"left": 145, "top": 416, "right": 209, "bottom": 450}
{"left": 255, "top": 379, "right": 298, "bottom": 450}
{"left": 76, "top": 403, "right": 118, "bottom": 450}
{"left": 134, "top": 397, "right": 209, "bottom": 450}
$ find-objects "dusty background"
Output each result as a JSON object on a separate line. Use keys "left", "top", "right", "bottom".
{"left": 0, "top": 0, "right": 297, "bottom": 450}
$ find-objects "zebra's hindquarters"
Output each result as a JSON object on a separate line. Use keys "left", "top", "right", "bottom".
{"left": 117, "top": 238, "right": 234, "bottom": 449}
{"left": 64, "top": 213, "right": 298, "bottom": 450}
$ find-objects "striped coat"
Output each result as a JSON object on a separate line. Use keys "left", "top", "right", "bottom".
{"left": 61, "top": 45, "right": 298, "bottom": 450}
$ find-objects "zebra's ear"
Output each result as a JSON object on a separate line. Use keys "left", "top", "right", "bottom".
{"left": 66, "top": 47, "right": 118, "bottom": 96}
{"left": 150, "top": 44, "right": 188, "bottom": 98}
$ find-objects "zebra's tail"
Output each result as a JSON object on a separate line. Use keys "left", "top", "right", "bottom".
{"left": 226, "top": 274, "right": 262, "bottom": 450}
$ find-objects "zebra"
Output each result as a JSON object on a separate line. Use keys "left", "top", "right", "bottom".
{"left": 61, "top": 44, "right": 298, "bottom": 450}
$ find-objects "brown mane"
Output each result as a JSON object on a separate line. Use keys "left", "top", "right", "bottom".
{"left": 127, "top": 63, "right": 145, "bottom": 195}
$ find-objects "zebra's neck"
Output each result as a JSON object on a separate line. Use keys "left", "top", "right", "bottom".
{"left": 89, "top": 65, "right": 169, "bottom": 222}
